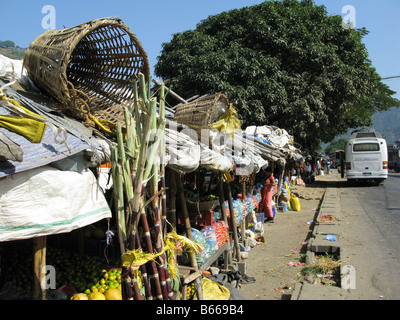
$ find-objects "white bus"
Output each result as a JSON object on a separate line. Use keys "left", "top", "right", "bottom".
{"left": 345, "top": 129, "right": 388, "bottom": 185}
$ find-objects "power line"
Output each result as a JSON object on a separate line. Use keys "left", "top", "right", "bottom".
{"left": 382, "top": 76, "right": 400, "bottom": 80}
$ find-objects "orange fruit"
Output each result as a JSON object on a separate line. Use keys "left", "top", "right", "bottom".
{"left": 104, "top": 287, "right": 122, "bottom": 300}
{"left": 71, "top": 293, "right": 88, "bottom": 300}
{"left": 89, "top": 292, "right": 106, "bottom": 300}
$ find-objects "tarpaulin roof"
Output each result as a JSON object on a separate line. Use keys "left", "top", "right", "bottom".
{"left": 0, "top": 104, "right": 91, "bottom": 178}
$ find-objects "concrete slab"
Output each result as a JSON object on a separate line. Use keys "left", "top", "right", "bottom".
{"left": 309, "top": 234, "right": 341, "bottom": 253}
{"left": 291, "top": 282, "right": 346, "bottom": 300}
{"left": 313, "top": 224, "right": 341, "bottom": 237}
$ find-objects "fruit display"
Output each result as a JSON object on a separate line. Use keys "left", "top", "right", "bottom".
{"left": 76, "top": 267, "right": 122, "bottom": 300}
{"left": 0, "top": 242, "right": 121, "bottom": 299}
{"left": 201, "top": 194, "right": 218, "bottom": 201}
{"left": 180, "top": 282, "right": 196, "bottom": 300}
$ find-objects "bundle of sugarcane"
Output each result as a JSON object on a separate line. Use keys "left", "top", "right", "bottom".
{"left": 110, "top": 73, "right": 173, "bottom": 300}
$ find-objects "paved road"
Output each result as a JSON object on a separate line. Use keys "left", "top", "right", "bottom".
{"left": 340, "top": 172, "right": 400, "bottom": 299}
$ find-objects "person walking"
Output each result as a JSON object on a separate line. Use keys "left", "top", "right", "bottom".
{"left": 262, "top": 167, "right": 276, "bottom": 223}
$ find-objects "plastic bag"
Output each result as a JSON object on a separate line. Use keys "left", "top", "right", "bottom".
{"left": 199, "top": 278, "right": 230, "bottom": 300}
{"left": 290, "top": 194, "right": 301, "bottom": 212}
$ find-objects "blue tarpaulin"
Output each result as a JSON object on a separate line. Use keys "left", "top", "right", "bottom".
{"left": 0, "top": 106, "right": 91, "bottom": 178}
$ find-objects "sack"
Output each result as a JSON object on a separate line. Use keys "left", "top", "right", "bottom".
{"left": 200, "top": 278, "right": 230, "bottom": 300}
{"left": 290, "top": 194, "right": 301, "bottom": 212}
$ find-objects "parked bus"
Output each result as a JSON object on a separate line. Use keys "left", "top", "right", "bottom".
{"left": 388, "top": 141, "right": 400, "bottom": 172}
{"left": 344, "top": 129, "right": 388, "bottom": 185}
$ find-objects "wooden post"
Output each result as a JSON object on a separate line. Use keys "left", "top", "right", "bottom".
{"left": 241, "top": 181, "right": 246, "bottom": 243}
{"left": 175, "top": 171, "right": 203, "bottom": 300}
{"left": 225, "top": 182, "right": 241, "bottom": 262}
{"left": 217, "top": 173, "right": 232, "bottom": 268}
{"left": 33, "top": 236, "right": 46, "bottom": 300}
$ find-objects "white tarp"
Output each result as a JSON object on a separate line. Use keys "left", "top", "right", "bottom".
{"left": 245, "top": 125, "right": 292, "bottom": 149}
{"left": 0, "top": 54, "right": 37, "bottom": 90}
{"left": 165, "top": 126, "right": 200, "bottom": 173}
{"left": 200, "top": 142, "right": 234, "bottom": 172}
{"left": 0, "top": 165, "right": 111, "bottom": 241}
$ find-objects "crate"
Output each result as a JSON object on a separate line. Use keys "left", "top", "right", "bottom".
{"left": 178, "top": 210, "right": 214, "bottom": 227}
{"left": 247, "top": 212, "right": 264, "bottom": 232}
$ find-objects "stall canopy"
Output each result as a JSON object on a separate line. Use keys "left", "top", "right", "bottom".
{"left": 0, "top": 77, "right": 112, "bottom": 242}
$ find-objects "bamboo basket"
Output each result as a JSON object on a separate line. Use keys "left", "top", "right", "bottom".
{"left": 23, "top": 18, "right": 150, "bottom": 126}
{"left": 173, "top": 93, "right": 230, "bottom": 139}
{"left": 187, "top": 200, "right": 219, "bottom": 213}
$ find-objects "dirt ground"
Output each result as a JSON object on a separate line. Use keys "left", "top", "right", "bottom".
{"left": 237, "top": 173, "right": 336, "bottom": 300}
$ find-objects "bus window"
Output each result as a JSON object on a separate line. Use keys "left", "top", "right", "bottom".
{"left": 353, "top": 143, "right": 380, "bottom": 152}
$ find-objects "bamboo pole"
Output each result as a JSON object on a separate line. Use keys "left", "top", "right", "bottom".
{"left": 32, "top": 236, "right": 46, "bottom": 300}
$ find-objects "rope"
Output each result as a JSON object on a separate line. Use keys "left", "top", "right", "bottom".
{"left": 67, "top": 81, "right": 117, "bottom": 135}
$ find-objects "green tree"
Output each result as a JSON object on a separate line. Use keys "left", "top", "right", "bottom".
{"left": 324, "top": 138, "right": 347, "bottom": 157}
{"left": 155, "top": 0, "right": 400, "bottom": 150}
{"left": 0, "top": 40, "right": 15, "bottom": 48}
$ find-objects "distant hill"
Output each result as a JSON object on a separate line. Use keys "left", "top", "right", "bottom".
{"left": 0, "top": 40, "right": 26, "bottom": 60}
{"left": 325, "top": 107, "right": 400, "bottom": 149}
{"left": 0, "top": 47, "right": 25, "bottom": 60}
{"left": 372, "top": 107, "right": 400, "bottom": 145}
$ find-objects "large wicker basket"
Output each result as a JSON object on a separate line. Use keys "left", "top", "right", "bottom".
{"left": 23, "top": 18, "right": 150, "bottom": 127}
{"left": 173, "top": 93, "right": 230, "bottom": 139}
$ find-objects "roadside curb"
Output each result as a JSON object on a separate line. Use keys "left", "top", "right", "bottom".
{"left": 291, "top": 187, "right": 349, "bottom": 300}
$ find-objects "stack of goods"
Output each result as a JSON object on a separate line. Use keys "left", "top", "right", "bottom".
{"left": 224, "top": 199, "right": 246, "bottom": 225}
{"left": 182, "top": 221, "right": 229, "bottom": 266}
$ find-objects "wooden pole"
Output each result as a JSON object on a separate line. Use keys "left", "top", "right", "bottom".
{"left": 218, "top": 174, "right": 232, "bottom": 268}
{"left": 33, "top": 236, "right": 46, "bottom": 300}
{"left": 225, "top": 182, "right": 241, "bottom": 262}
{"left": 241, "top": 181, "right": 246, "bottom": 243}
{"left": 175, "top": 171, "right": 203, "bottom": 300}
{"left": 175, "top": 171, "right": 197, "bottom": 268}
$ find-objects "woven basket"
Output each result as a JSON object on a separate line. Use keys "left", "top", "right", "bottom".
{"left": 174, "top": 93, "right": 230, "bottom": 139}
{"left": 23, "top": 18, "right": 149, "bottom": 127}
{"left": 187, "top": 200, "right": 219, "bottom": 213}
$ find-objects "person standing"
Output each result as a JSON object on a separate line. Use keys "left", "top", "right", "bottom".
{"left": 262, "top": 168, "right": 276, "bottom": 223}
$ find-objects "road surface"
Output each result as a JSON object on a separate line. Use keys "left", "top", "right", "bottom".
{"left": 340, "top": 171, "right": 400, "bottom": 299}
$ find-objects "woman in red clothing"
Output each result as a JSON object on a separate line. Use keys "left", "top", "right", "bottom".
{"left": 262, "top": 168, "right": 276, "bottom": 223}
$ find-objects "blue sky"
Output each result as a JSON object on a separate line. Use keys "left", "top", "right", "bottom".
{"left": 1, "top": 0, "right": 399, "bottom": 99}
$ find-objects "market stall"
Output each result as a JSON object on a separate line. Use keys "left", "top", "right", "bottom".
{"left": 0, "top": 16, "right": 307, "bottom": 301}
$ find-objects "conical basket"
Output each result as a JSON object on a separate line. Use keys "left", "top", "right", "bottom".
{"left": 23, "top": 17, "right": 150, "bottom": 127}
{"left": 173, "top": 93, "right": 230, "bottom": 140}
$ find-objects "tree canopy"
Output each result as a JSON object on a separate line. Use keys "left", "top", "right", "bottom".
{"left": 155, "top": 0, "right": 400, "bottom": 151}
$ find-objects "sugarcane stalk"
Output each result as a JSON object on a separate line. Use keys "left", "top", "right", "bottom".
{"left": 116, "top": 164, "right": 127, "bottom": 250}
{"left": 114, "top": 73, "right": 175, "bottom": 300}
{"left": 121, "top": 266, "right": 142, "bottom": 300}
{"left": 157, "top": 83, "right": 174, "bottom": 299}
{"left": 135, "top": 232, "right": 153, "bottom": 300}
{"left": 111, "top": 146, "right": 126, "bottom": 254}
